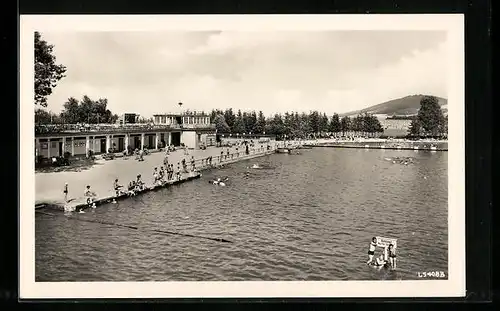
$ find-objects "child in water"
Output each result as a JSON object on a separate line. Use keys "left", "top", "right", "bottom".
{"left": 366, "top": 237, "right": 377, "bottom": 265}
{"left": 388, "top": 243, "right": 397, "bottom": 269}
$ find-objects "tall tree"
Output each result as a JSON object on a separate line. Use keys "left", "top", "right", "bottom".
{"left": 233, "top": 109, "right": 246, "bottom": 133}
{"left": 417, "top": 96, "right": 445, "bottom": 136}
{"left": 254, "top": 111, "right": 266, "bottom": 134}
{"left": 329, "top": 113, "right": 341, "bottom": 133}
{"left": 244, "top": 111, "right": 257, "bottom": 133}
{"left": 224, "top": 108, "right": 236, "bottom": 132}
{"left": 408, "top": 116, "right": 422, "bottom": 137}
{"left": 34, "top": 32, "right": 67, "bottom": 107}
{"left": 35, "top": 108, "right": 60, "bottom": 124}
{"left": 283, "top": 112, "right": 294, "bottom": 136}
{"left": 267, "top": 114, "right": 285, "bottom": 137}
{"left": 318, "top": 113, "right": 329, "bottom": 134}
{"left": 214, "top": 114, "right": 230, "bottom": 133}
{"left": 59, "top": 95, "right": 118, "bottom": 124}
{"left": 308, "top": 111, "right": 320, "bottom": 135}
{"left": 340, "top": 116, "right": 351, "bottom": 135}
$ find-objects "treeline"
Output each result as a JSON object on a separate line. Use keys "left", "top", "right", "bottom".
{"left": 209, "top": 109, "right": 384, "bottom": 139}
{"left": 408, "top": 96, "right": 447, "bottom": 138}
{"left": 35, "top": 95, "right": 119, "bottom": 125}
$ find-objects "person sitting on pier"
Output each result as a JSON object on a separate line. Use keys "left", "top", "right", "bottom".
{"left": 181, "top": 158, "right": 188, "bottom": 173}
{"left": 166, "top": 164, "right": 171, "bottom": 181}
{"left": 127, "top": 181, "right": 137, "bottom": 196}
{"left": 190, "top": 156, "right": 195, "bottom": 171}
{"left": 159, "top": 166, "right": 165, "bottom": 184}
{"left": 113, "top": 179, "right": 125, "bottom": 196}
{"left": 84, "top": 185, "right": 97, "bottom": 208}
{"left": 152, "top": 167, "right": 159, "bottom": 185}
{"left": 136, "top": 174, "right": 145, "bottom": 191}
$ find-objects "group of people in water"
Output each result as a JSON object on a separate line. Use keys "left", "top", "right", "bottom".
{"left": 366, "top": 237, "right": 397, "bottom": 270}
{"left": 386, "top": 156, "right": 414, "bottom": 165}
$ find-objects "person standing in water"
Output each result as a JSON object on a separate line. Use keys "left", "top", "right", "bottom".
{"left": 367, "top": 237, "right": 377, "bottom": 264}
{"left": 63, "top": 183, "right": 68, "bottom": 202}
{"left": 388, "top": 243, "right": 397, "bottom": 269}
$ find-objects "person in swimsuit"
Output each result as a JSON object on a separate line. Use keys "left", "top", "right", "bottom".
{"left": 63, "top": 183, "right": 68, "bottom": 202}
{"left": 367, "top": 237, "right": 377, "bottom": 264}
{"left": 388, "top": 243, "right": 397, "bottom": 269}
{"left": 113, "top": 179, "right": 124, "bottom": 196}
{"left": 159, "top": 166, "right": 165, "bottom": 183}
{"left": 153, "top": 167, "right": 159, "bottom": 184}
{"left": 84, "top": 185, "right": 96, "bottom": 207}
{"left": 136, "top": 174, "right": 144, "bottom": 191}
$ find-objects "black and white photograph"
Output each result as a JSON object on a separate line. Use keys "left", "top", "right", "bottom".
{"left": 20, "top": 15, "right": 465, "bottom": 298}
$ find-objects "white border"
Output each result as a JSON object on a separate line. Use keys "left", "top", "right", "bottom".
{"left": 20, "top": 14, "right": 465, "bottom": 299}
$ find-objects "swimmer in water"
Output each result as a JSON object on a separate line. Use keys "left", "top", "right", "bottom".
{"left": 366, "top": 237, "right": 377, "bottom": 264}
{"left": 388, "top": 243, "right": 397, "bottom": 270}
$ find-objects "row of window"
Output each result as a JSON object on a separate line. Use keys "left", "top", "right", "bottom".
{"left": 154, "top": 116, "right": 210, "bottom": 125}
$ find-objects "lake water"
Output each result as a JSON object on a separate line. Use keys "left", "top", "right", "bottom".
{"left": 35, "top": 148, "right": 448, "bottom": 281}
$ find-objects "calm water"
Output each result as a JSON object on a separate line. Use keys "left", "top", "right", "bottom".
{"left": 35, "top": 148, "right": 448, "bottom": 281}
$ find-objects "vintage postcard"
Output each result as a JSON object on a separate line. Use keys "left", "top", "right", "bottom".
{"left": 20, "top": 14, "right": 465, "bottom": 299}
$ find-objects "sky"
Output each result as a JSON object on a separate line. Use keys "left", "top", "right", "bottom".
{"left": 39, "top": 31, "right": 448, "bottom": 118}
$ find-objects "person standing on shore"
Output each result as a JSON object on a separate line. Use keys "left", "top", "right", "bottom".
{"left": 63, "top": 183, "right": 68, "bottom": 203}
{"left": 176, "top": 162, "right": 181, "bottom": 180}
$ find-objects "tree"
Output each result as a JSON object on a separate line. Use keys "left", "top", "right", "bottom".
{"left": 254, "top": 111, "right": 266, "bottom": 134}
{"left": 417, "top": 96, "right": 445, "bottom": 136}
{"left": 233, "top": 109, "right": 246, "bottom": 133}
{"left": 352, "top": 114, "right": 364, "bottom": 135}
{"left": 408, "top": 116, "right": 422, "bottom": 137}
{"left": 319, "top": 113, "right": 330, "bottom": 134}
{"left": 35, "top": 108, "right": 60, "bottom": 124}
{"left": 329, "top": 113, "right": 341, "bottom": 133}
{"left": 34, "top": 32, "right": 67, "bottom": 107}
{"left": 214, "top": 114, "right": 230, "bottom": 133}
{"left": 340, "top": 116, "right": 351, "bottom": 135}
{"left": 244, "top": 111, "right": 257, "bottom": 133}
{"left": 362, "top": 113, "right": 384, "bottom": 136}
{"left": 224, "top": 108, "right": 236, "bottom": 132}
{"left": 59, "top": 95, "right": 118, "bottom": 124}
{"left": 308, "top": 111, "right": 320, "bottom": 135}
{"left": 266, "top": 114, "right": 285, "bottom": 138}
{"left": 283, "top": 112, "right": 294, "bottom": 136}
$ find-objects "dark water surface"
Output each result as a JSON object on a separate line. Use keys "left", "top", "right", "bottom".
{"left": 36, "top": 148, "right": 448, "bottom": 281}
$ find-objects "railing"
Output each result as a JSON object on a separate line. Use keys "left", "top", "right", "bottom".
{"left": 162, "top": 144, "right": 278, "bottom": 173}
{"left": 35, "top": 123, "right": 215, "bottom": 135}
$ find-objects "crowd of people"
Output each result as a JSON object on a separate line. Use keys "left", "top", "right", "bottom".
{"left": 64, "top": 140, "right": 276, "bottom": 213}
